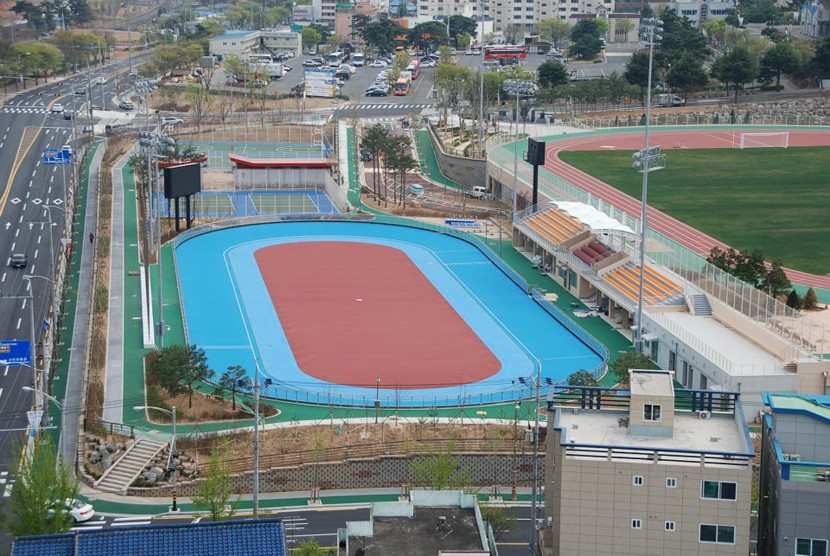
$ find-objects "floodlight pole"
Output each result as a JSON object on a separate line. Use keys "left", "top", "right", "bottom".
{"left": 477, "top": 0, "right": 485, "bottom": 157}
{"left": 529, "top": 367, "right": 541, "bottom": 554}
{"left": 634, "top": 20, "right": 659, "bottom": 354}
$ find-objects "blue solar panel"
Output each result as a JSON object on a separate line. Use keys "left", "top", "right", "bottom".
{"left": 12, "top": 518, "right": 286, "bottom": 556}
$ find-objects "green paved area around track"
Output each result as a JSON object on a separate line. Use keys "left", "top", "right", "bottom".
{"left": 559, "top": 147, "right": 830, "bottom": 275}
{"left": 113, "top": 128, "right": 632, "bottom": 435}
{"left": 412, "top": 129, "right": 465, "bottom": 191}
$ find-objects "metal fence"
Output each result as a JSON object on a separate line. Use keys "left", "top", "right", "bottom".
{"left": 490, "top": 127, "right": 824, "bottom": 358}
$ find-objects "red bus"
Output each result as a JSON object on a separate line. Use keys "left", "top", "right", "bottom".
{"left": 406, "top": 59, "right": 421, "bottom": 80}
{"left": 483, "top": 45, "right": 529, "bottom": 61}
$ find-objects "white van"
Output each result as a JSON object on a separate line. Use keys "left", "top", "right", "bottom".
{"left": 352, "top": 52, "right": 365, "bottom": 67}
{"left": 467, "top": 186, "right": 489, "bottom": 199}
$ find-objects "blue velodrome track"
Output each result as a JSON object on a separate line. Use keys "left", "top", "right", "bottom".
{"left": 175, "top": 221, "right": 603, "bottom": 407}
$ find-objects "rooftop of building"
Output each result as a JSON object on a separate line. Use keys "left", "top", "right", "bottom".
{"left": 654, "top": 312, "right": 786, "bottom": 375}
{"left": 628, "top": 369, "right": 674, "bottom": 397}
{"left": 763, "top": 392, "right": 830, "bottom": 422}
{"left": 348, "top": 507, "right": 483, "bottom": 556}
{"left": 549, "top": 384, "right": 754, "bottom": 459}
{"left": 12, "top": 518, "right": 286, "bottom": 556}
{"left": 213, "top": 30, "right": 259, "bottom": 39}
{"left": 763, "top": 392, "right": 830, "bottom": 483}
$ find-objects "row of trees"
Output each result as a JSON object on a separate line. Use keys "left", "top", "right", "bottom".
{"left": 358, "top": 15, "right": 477, "bottom": 55}
{"left": 706, "top": 246, "right": 791, "bottom": 297}
{"left": 361, "top": 124, "right": 418, "bottom": 209}
{"left": 11, "top": 0, "right": 91, "bottom": 32}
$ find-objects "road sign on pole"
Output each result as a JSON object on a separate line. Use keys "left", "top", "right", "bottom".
{"left": 27, "top": 410, "right": 43, "bottom": 437}
{"left": 0, "top": 340, "right": 32, "bottom": 365}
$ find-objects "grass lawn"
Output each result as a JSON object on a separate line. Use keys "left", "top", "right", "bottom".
{"left": 559, "top": 147, "right": 830, "bottom": 275}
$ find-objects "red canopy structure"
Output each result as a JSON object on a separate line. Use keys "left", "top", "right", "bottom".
{"left": 229, "top": 154, "right": 336, "bottom": 170}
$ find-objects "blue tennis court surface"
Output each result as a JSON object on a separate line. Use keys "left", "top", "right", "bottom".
{"left": 158, "top": 190, "right": 337, "bottom": 218}
{"left": 175, "top": 220, "right": 604, "bottom": 407}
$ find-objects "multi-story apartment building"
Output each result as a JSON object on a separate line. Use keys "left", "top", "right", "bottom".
{"left": 543, "top": 369, "right": 754, "bottom": 555}
{"left": 313, "top": 0, "right": 339, "bottom": 28}
{"left": 800, "top": 0, "right": 830, "bottom": 38}
{"left": 759, "top": 393, "right": 830, "bottom": 556}
{"left": 647, "top": 0, "right": 736, "bottom": 26}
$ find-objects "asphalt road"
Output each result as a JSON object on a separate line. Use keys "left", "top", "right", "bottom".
{"left": 0, "top": 58, "right": 139, "bottom": 553}
{"left": 68, "top": 506, "right": 371, "bottom": 550}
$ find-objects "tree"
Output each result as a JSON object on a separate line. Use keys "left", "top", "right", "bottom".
{"left": 609, "top": 352, "right": 656, "bottom": 385}
{"left": 567, "top": 370, "right": 598, "bottom": 386}
{"left": 192, "top": 448, "right": 236, "bottom": 521}
{"left": 301, "top": 27, "right": 321, "bottom": 52}
{"left": 656, "top": 9, "right": 709, "bottom": 69}
{"left": 352, "top": 14, "right": 370, "bottom": 41}
{"left": 186, "top": 84, "right": 210, "bottom": 131}
{"left": 761, "top": 25, "right": 786, "bottom": 43}
{"left": 667, "top": 55, "right": 708, "bottom": 101}
{"left": 448, "top": 15, "right": 476, "bottom": 45}
{"left": 410, "top": 449, "right": 471, "bottom": 491}
{"left": 813, "top": 38, "right": 830, "bottom": 78}
{"left": 706, "top": 246, "right": 767, "bottom": 288}
{"left": 786, "top": 290, "right": 801, "bottom": 309}
{"left": 13, "top": 42, "right": 64, "bottom": 81}
{"left": 224, "top": 54, "right": 246, "bottom": 81}
{"left": 480, "top": 506, "right": 516, "bottom": 539}
{"left": 569, "top": 20, "right": 603, "bottom": 60}
{"left": 362, "top": 124, "right": 390, "bottom": 202}
{"left": 763, "top": 259, "right": 791, "bottom": 298}
{"left": 181, "top": 345, "right": 214, "bottom": 408}
{"left": 6, "top": 436, "right": 79, "bottom": 537}
{"left": 295, "top": 540, "right": 330, "bottom": 556}
{"left": 409, "top": 21, "right": 448, "bottom": 52}
{"left": 624, "top": 50, "right": 651, "bottom": 100}
{"left": 538, "top": 18, "right": 571, "bottom": 49}
{"left": 760, "top": 41, "right": 800, "bottom": 87}
{"left": 457, "top": 32, "right": 472, "bottom": 50}
{"left": 741, "top": 0, "right": 788, "bottom": 24}
{"left": 803, "top": 288, "right": 819, "bottom": 310}
{"left": 148, "top": 344, "right": 214, "bottom": 408}
{"left": 537, "top": 59, "right": 569, "bottom": 88}
{"left": 362, "top": 19, "right": 404, "bottom": 54}
{"left": 503, "top": 23, "right": 525, "bottom": 44}
{"left": 702, "top": 19, "right": 727, "bottom": 47}
{"left": 712, "top": 46, "right": 758, "bottom": 101}
{"left": 215, "top": 365, "right": 251, "bottom": 410}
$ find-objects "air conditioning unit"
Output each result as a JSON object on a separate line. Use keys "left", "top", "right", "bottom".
{"left": 698, "top": 410, "right": 711, "bottom": 420}
{"left": 784, "top": 453, "right": 801, "bottom": 462}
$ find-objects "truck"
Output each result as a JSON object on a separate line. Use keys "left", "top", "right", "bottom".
{"left": 249, "top": 61, "right": 285, "bottom": 79}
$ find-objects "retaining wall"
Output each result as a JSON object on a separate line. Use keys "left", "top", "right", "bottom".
{"left": 426, "top": 125, "right": 486, "bottom": 191}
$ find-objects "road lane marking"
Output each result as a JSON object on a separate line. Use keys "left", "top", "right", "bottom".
{"left": 16, "top": 318, "right": 21, "bottom": 330}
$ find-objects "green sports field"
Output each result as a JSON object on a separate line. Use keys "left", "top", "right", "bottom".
{"left": 559, "top": 147, "right": 830, "bottom": 275}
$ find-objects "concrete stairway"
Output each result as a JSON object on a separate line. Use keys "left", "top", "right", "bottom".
{"left": 95, "top": 439, "right": 166, "bottom": 494}
{"left": 691, "top": 294, "right": 713, "bottom": 316}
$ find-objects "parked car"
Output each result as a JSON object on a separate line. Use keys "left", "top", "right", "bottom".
{"left": 63, "top": 111, "right": 72, "bottom": 120}
{"left": 94, "top": 76, "right": 106, "bottom": 85}
{"left": 369, "top": 59, "right": 387, "bottom": 68}
{"left": 50, "top": 103, "right": 64, "bottom": 114}
{"left": 366, "top": 88, "right": 388, "bottom": 97}
{"left": 74, "top": 88, "right": 86, "bottom": 95}
{"left": 656, "top": 93, "right": 685, "bottom": 107}
{"left": 47, "top": 499, "right": 95, "bottom": 523}
{"left": 118, "top": 100, "right": 135, "bottom": 110}
{"left": 161, "top": 116, "right": 184, "bottom": 125}
{"left": 283, "top": 65, "right": 293, "bottom": 72}
{"left": 9, "top": 253, "right": 27, "bottom": 269}
{"left": 302, "top": 59, "right": 321, "bottom": 67}
{"left": 421, "top": 59, "right": 437, "bottom": 68}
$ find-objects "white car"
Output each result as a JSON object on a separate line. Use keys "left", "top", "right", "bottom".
{"left": 50, "top": 103, "right": 64, "bottom": 114}
{"left": 48, "top": 499, "right": 95, "bottom": 523}
{"left": 161, "top": 116, "right": 184, "bottom": 126}
{"left": 94, "top": 76, "right": 106, "bottom": 85}
{"left": 369, "top": 59, "right": 387, "bottom": 68}
{"left": 421, "top": 59, "right": 437, "bottom": 68}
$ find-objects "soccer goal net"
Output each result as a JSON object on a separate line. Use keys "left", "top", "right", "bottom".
{"left": 738, "top": 131, "right": 790, "bottom": 149}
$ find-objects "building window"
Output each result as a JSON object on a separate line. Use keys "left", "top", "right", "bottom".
{"left": 669, "top": 350, "right": 677, "bottom": 371}
{"left": 650, "top": 339, "right": 659, "bottom": 361}
{"left": 701, "top": 480, "right": 737, "bottom": 500}
{"left": 699, "top": 524, "right": 735, "bottom": 544}
{"left": 633, "top": 475, "right": 644, "bottom": 486}
{"left": 797, "top": 539, "right": 829, "bottom": 556}
{"left": 666, "top": 477, "right": 677, "bottom": 488}
{"left": 665, "top": 521, "right": 676, "bottom": 532}
{"left": 700, "top": 374, "right": 708, "bottom": 390}
{"left": 644, "top": 404, "right": 661, "bottom": 422}
{"left": 631, "top": 519, "right": 642, "bottom": 529}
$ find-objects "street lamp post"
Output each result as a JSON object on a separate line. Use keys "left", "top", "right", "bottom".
{"left": 633, "top": 17, "right": 663, "bottom": 354}
{"left": 238, "top": 372, "right": 271, "bottom": 517}
{"left": 20, "top": 277, "right": 41, "bottom": 417}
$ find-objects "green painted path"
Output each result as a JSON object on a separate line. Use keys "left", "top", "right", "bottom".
{"left": 412, "top": 129, "right": 464, "bottom": 190}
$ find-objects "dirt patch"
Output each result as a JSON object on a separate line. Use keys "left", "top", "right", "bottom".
{"left": 141, "top": 387, "right": 279, "bottom": 424}
{"left": 86, "top": 136, "right": 132, "bottom": 426}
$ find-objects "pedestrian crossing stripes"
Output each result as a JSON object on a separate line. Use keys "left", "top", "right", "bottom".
{"left": 1, "top": 107, "right": 48, "bottom": 114}
{"left": 334, "top": 103, "right": 432, "bottom": 113}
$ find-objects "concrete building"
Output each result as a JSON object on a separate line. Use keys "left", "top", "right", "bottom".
{"left": 293, "top": 4, "right": 315, "bottom": 23}
{"left": 208, "top": 29, "right": 302, "bottom": 60}
{"left": 313, "top": 0, "right": 339, "bottom": 27}
{"left": 800, "top": 0, "right": 830, "bottom": 38}
{"left": 759, "top": 393, "right": 830, "bottom": 556}
{"left": 647, "top": 0, "right": 737, "bottom": 26}
{"left": 335, "top": 1, "right": 379, "bottom": 43}
{"left": 208, "top": 30, "right": 261, "bottom": 59}
{"left": 414, "top": 1, "right": 484, "bottom": 24}
{"left": 543, "top": 370, "right": 754, "bottom": 555}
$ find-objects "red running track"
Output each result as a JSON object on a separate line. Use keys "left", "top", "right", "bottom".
{"left": 254, "top": 241, "right": 501, "bottom": 388}
{"left": 545, "top": 129, "right": 830, "bottom": 289}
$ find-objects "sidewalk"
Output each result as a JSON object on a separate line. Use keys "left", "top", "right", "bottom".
{"left": 80, "top": 486, "right": 535, "bottom": 515}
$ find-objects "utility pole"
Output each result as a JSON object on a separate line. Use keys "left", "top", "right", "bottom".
{"left": 529, "top": 368, "right": 541, "bottom": 554}
{"left": 253, "top": 366, "right": 260, "bottom": 516}
{"left": 633, "top": 17, "right": 664, "bottom": 354}
{"left": 477, "top": 0, "right": 485, "bottom": 157}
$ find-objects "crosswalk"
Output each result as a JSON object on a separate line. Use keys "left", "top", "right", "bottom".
{"left": 335, "top": 102, "right": 432, "bottom": 113}
{"left": 1, "top": 107, "right": 49, "bottom": 114}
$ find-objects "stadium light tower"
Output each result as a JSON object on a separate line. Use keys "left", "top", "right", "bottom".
{"left": 632, "top": 17, "right": 663, "bottom": 354}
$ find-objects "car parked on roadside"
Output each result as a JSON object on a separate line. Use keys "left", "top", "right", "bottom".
{"left": 161, "top": 116, "right": 184, "bottom": 125}
{"left": 369, "top": 59, "right": 387, "bottom": 68}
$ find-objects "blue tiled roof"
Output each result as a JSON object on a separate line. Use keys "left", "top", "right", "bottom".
{"left": 13, "top": 518, "right": 286, "bottom": 556}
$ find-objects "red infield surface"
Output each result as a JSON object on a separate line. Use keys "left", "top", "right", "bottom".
{"left": 544, "top": 129, "right": 830, "bottom": 288}
{"left": 254, "top": 241, "right": 501, "bottom": 388}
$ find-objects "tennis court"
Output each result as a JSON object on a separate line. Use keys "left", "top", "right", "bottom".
{"left": 175, "top": 220, "right": 604, "bottom": 407}
{"left": 158, "top": 190, "right": 338, "bottom": 218}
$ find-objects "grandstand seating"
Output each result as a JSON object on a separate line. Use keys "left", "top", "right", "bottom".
{"left": 573, "top": 239, "right": 613, "bottom": 266}
{"left": 603, "top": 263, "right": 683, "bottom": 305}
{"left": 523, "top": 208, "right": 585, "bottom": 246}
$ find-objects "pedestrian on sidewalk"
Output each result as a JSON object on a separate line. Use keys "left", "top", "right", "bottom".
{"left": 89, "top": 232, "right": 94, "bottom": 244}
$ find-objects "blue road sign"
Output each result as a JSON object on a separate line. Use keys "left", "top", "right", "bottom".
{"left": 0, "top": 340, "right": 32, "bottom": 365}
{"left": 42, "top": 148, "right": 72, "bottom": 165}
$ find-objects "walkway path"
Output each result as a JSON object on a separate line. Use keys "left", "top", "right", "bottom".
{"left": 103, "top": 152, "right": 129, "bottom": 423}
{"left": 61, "top": 140, "right": 105, "bottom": 465}
{"left": 412, "top": 129, "right": 465, "bottom": 191}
